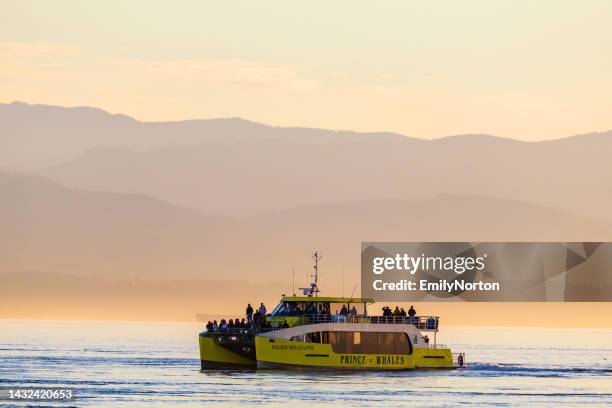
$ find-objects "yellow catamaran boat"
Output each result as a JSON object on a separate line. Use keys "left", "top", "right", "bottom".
{"left": 199, "top": 252, "right": 465, "bottom": 370}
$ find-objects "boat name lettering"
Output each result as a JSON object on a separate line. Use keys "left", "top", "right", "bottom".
{"left": 340, "top": 355, "right": 365, "bottom": 365}
{"left": 376, "top": 355, "right": 405, "bottom": 365}
{"left": 271, "top": 344, "right": 315, "bottom": 351}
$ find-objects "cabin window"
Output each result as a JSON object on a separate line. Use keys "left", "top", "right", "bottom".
{"left": 303, "top": 302, "right": 317, "bottom": 314}
{"left": 323, "top": 331, "right": 411, "bottom": 354}
{"left": 272, "top": 302, "right": 306, "bottom": 316}
{"left": 271, "top": 302, "right": 293, "bottom": 316}
{"left": 270, "top": 302, "right": 285, "bottom": 316}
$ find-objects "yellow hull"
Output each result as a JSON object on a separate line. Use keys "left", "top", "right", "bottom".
{"left": 199, "top": 335, "right": 256, "bottom": 369}
{"left": 254, "top": 337, "right": 454, "bottom": 370}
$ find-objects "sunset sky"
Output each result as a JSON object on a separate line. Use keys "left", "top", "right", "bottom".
{"left": 2, "top": 2, "right": 612, "bottom": 327}
{"left": 2, "top": 0, "right": 611, "bottom": 140}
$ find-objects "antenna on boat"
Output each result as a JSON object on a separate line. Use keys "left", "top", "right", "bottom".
{"left": 298, "top": 251, "right": 322, "bottom": 297}
{"left": 310, "top": 250, "right": 322, "bottom": 297}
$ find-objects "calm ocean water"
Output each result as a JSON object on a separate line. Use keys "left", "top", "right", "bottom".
{"left": 0, "top": 320, "right": 610, "bottom": 407}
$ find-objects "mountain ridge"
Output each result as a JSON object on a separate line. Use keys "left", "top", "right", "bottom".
{"left": 3, "top": 170, "right": 612, "bottom": 282}
{"left": 39, "top": 130, "right": 612, "bottom": 219}
{"left": 5, "top": 100, "right": 611, "bottom": 144}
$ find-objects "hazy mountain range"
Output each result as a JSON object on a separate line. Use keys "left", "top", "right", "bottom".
{"left": 1, "top": 101, "right": 611, "bottom": 321}
{"left": 1, "top": 101, "right": 409, "bottom": 170}
{"left": 4, "top": 168, "right": 612, "bottom": 283}
{"left": 4, "top": 101, "right": 611, "bottom": 219}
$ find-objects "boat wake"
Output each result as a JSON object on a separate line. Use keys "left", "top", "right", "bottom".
{"left": 465, "top": 362, "right": 612, "bottom": 376}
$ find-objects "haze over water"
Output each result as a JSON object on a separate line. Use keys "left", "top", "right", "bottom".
{"left": 1, "top": 320, "right": 610, "bottom": 407}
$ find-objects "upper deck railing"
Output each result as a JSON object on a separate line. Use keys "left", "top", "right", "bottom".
{"left": 201, "top": 314, "right": 439, "bottom": 337}
{"left": 296, "top": 314, "right": 439, "bottom": 330}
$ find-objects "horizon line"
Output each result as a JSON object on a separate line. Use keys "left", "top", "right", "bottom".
{"left": 4, "top": 100, "right": 612, "bottom": 144}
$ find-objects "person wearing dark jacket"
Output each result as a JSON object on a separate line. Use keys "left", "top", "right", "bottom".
{"left": 408, "top": 305, "right": 416, "bottom": 317}
{"left": 246, "top": 304, "right": 254, "bottom": 325}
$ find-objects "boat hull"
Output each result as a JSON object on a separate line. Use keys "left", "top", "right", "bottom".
{"left": 254, "top": 336, "right": 454, "bottom": 370}
{"left": 199, "top": 334, "right": 256, "bottom": 369}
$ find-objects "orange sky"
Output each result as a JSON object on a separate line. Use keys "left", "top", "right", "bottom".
{"left": 2, "top": 1, "right": 612, "bottom": 140}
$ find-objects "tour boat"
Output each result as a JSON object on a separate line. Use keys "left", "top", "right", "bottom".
{"left": 198, "top": 252, "right": 465, "bottom": 370}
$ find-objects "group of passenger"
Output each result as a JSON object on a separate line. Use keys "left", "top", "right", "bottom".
{"left": 338, "top": 305, "right": 358, "bottom": 316}
{"left": 377, "top": 305, "right": 438, "bottom": 329}
{"left": 381, "top": 305, "right": 417, "bottom": 318}
{"left": 205, "top": 318, "right": 248, "bottom": 332}
{"left": 204, "top": 302, "right": 272, "bottom": 334}
{"left": 245, "top": 302, "right": 273, "bottom": 328}
{"left": 245, "top": 302, "right": 268, "bottom": 323}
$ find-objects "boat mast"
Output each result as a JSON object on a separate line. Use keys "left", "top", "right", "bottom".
{"left": 310, "top": 251, "right": 321, "bottom": 297}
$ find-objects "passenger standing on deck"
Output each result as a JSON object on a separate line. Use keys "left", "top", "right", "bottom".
{"left": 382, "top": 306, "right": 392, "bottom": 316}
{"left": 246, "top": 304, "right": 254, "bottom": 325}
{"left": 408, "top": 305, "right": 416, "bottom": 317}
{"left": 259, "top": 302, "right": 267, "bottom": 315}
{"left": 400, "top": 307, "right": 407, "bottom": 317}
{"left": 393, "top": 306, "right": 401, "bottom": 316}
